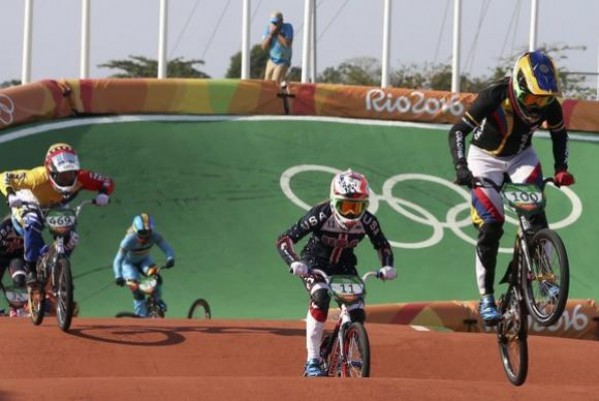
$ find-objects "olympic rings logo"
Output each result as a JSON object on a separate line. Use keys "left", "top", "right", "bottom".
{"left": 280, "top": 164, "right": 583, "bottom": 253}
{"left": 0, "top": 94, "right": 15, "bottom": 126}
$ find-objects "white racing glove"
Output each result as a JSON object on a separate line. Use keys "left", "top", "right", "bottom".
{"left": 64, "top": 232, "right": 80, "bottom": 252}
{"left": 7, "top": 194, "right": 22, "bottom": 208}
{"left": 378, "top": 266, "right": 397, "bottom": 281}
{"left": 94, "top": 193, "right": 110, "bottom": 206}
{"left": 289, "top": 261, "right": 309, "bottom": 277}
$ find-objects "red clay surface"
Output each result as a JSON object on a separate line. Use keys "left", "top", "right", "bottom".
{"left": 0, "top": 318, "right": 598, "bottom": 401}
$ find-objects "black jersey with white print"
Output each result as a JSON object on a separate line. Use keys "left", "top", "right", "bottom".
{"left": 449, "top": 77, "right": 569, "bottom": 171}
{"left": 276, "top": 202, "right": 393, "bottom": 274}
{"left": 0, "top": 216, "right": 24, "bottom": 260}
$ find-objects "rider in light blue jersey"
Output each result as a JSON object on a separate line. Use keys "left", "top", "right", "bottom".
{"left": 112, "top": 213, "right": 175, "bottom": 317}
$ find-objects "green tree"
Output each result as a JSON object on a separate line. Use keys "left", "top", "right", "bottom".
{"left": 318, "top": 57, "right": 380, "bottom": 86}
{"left": 98, "top": 55, "right": 210, "bottom": 78}
{"left": 0, "top": 80, "right": 20, "bottom": 88}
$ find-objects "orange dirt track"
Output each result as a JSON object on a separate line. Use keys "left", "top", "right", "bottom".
{"left": 1, "top": 318, "right": 598, "bottom": 401}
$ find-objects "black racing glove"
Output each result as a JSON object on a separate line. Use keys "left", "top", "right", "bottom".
{"left": 165, "top": 259, "right": 175, "bottom": 269}
{"left": 455, "top": 161, "right": 474, "bottom": 188}
{"left": 115, "top": 277, "right": 126, "bottom": 287}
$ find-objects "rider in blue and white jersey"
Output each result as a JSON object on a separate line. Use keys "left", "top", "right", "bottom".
{"left": 112, "top": 213, "right": 175, "bottom": 317}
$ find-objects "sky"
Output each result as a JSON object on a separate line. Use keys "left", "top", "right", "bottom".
{"left": 2, "top": 0, "right": 599, "bottom": 85}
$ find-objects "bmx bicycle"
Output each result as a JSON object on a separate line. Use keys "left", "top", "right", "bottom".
{"left": 309, "top": 268, "right": 382, "bottom": 378}
{"left": 115, "top": 265, "right": 211, "bottom": 319}
{"left": 25, "top": 198, "right": 94, "bottom": 332}
{"left": 474, "top": 176, "right": 570, "bottom": 385}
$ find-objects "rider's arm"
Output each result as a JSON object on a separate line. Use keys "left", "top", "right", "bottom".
{"left": 363, "top": 212, "right": 394, "bottom": 267}
{"left": 155, "top": 233, "right": 175, "bottom": 261}
{"left": 0, "top": 168, "right": 42, "bottom": 196}
{"left": 77, "top": 170, "right": 115, "bottom": 195}
{"left": 448, "top": 82, "right": 505, "bottom": 167}
{"left": 276, "top": 202, "right": 326, "bottom": 266}
{"left": 113, "top": 248, "right": 126, "bottom": 279}
{"left": 544, "top": 101, "right": 569, "bottom": 171}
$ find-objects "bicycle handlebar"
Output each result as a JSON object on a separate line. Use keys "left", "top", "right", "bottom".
{"left": 472, "top": 176, "right": 558, "bottom": 191}
{"left": 311, "top": 268, "right": 381, "bottom": 282}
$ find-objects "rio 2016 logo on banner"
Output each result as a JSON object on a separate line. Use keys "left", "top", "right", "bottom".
{"left": 280, "top": 164, "right": 582, "bottom": 252}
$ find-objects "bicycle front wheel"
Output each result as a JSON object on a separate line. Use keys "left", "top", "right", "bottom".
{"left": 27, "top": 286, "right": 45, "bottom": 326}
{"left": 341, "top": 322, "right": 370, "bottom": 377}
{"left": 523, "top": 228, "right": 569, "bottom": 327}
{"left": 187, "top": 298, "right": 212, "bottom": 319}
{"left": 55, "top": 257, "right": 74, "bottom": 332}
{"left": 497, "top": 285, "right": 528, "bottom": 386}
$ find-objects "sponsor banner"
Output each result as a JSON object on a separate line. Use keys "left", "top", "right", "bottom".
{"left": 289, "top": 82, "right": 477, "bottom": 124}
{"left": 64, "top": 78, "right": 283, "bottom": 116}
{"left": 0, "top": 80, "right": 71, "bottom": 129}
{"left": 2, "top": 79, "right": 599, "bottom": 135}
{"left": 361, "top": 299, "right": 599, "bottom": 341}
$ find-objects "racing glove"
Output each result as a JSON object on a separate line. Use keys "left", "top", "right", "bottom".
{"left": 95, "top": 193, "right": 110, "bottom": 206}
{"left": 115, "top": 277, "right": 126, "bottom": 287}
{"left": 554, "top": 169, "right": 575, "bottom": 186}
{"left": 378, "top": 266, "right": 397, "bottom": 281}
{"left": 289, "top": 261, "right": 309, "bottom": 277}
{"left": 454, "top": 161, "right": 474, "bottom": 188}
{"left": 7, "top": 194, "right": 22, "bottom": 208}
{"left": 165, "top": 258, "right": 175, "bottom": 269}
{"left": 64, "top": 232, "right": 79, "bottom": 252}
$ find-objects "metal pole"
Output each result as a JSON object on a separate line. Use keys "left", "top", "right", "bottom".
{"left": 310, "top": 4, "right": 316, "bottom": 82}
{"left": 21, "top": 0, "right": 34, "bottom": 84}
{"left": 596, "top": 39, "right": 599, "bottom": 101}
{"left": 381, "top": 0, "right": 392, "bottom": 88}
{"left": 529, "top": 0, "right": 538, "bottom": 51}
{"left": 301, "top": 0, "right": 313, "bottom": 83}
{"left": 158, "top": 0, "right": 168, "bottom": 79}
{"left": 451, "top": 0, "right": 461, "bottom": 93}
{"left": 80, "top": 0, "right": 91, "bottom": 79}
{"left": 241, "top": 0, "right": 250, "bottom": 79}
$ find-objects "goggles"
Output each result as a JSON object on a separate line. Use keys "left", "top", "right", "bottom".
{"left": 51, "top": 170, "right": 78, "bottom": 187}
{"left": 335, "top": 200, "right": 367, "bottom": 219}
{"left": 518, "top": 93, "right": 554, "bottom": 109}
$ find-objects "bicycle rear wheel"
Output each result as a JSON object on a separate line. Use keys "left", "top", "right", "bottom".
{"left": 55, "top": 257, "right": 74, "bottom": 332}
{"left": 497, "top": 285, "right": 528, "bottom": 386}
{"left": 523, "top": 228, "right": 569, "bottom": 326}
{"left": 187, "top": 298, "right": 211, "bottom": 319}
{"left": 341, "top": 322, "right": 370, "bottom": 377}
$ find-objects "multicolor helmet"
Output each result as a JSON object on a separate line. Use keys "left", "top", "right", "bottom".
{"left": 330, "top": 169, "right": 370, "bottom": 229}
{"left": 132, "top": 213, "right": 154, "bottom": 241}
{"left": 512, "top": 50, "right": 560, "bottom": 113}
{"left": 45, "top": 143, "right": 80, "bottom": 195}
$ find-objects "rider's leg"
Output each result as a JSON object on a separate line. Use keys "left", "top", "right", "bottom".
{"left": 509, "top": 147, "right": 547, "bottom": 235}
{"left": 121, "top": 262, "right": 145, "bottom": 316}
{"left": 302, "top": 272, "right": 329, "bottom": 376}
{"left": 21, "top": 212, "right": 45, "bottom": 284}
{"left": 132, "top": 289, "right": 147, "bottom": 317}
{"left": 8, "top": 258, "right": 26, "bottom": 288}
{"left": 468, "top": 146, "right": 506, "bottom": 322}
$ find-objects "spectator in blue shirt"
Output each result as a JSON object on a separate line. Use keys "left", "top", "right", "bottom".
{"left": 261, "top": 11, "right": 293, "bottom": 85}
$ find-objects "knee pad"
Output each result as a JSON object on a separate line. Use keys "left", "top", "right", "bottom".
{"left": 477, "top": 221, "right": 504, "bottom": 271}
{"left": 132, "top": 289, "right": 145, "bottom": 301}
{"left": 310, "top": 288, "right": 330, "bottom": 313}
{"left": 13, "top": 273, "right": 26, "bottom": 288}
{"left": 349, "top": 308, "right": 366, "bottom": 323}
{"left": 529, "top": 212, "right": 548, "bottom": 232}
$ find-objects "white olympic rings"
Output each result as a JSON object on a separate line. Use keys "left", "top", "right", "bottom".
{"left": 280, "top": 164, "right": 583, "bottom": 253}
